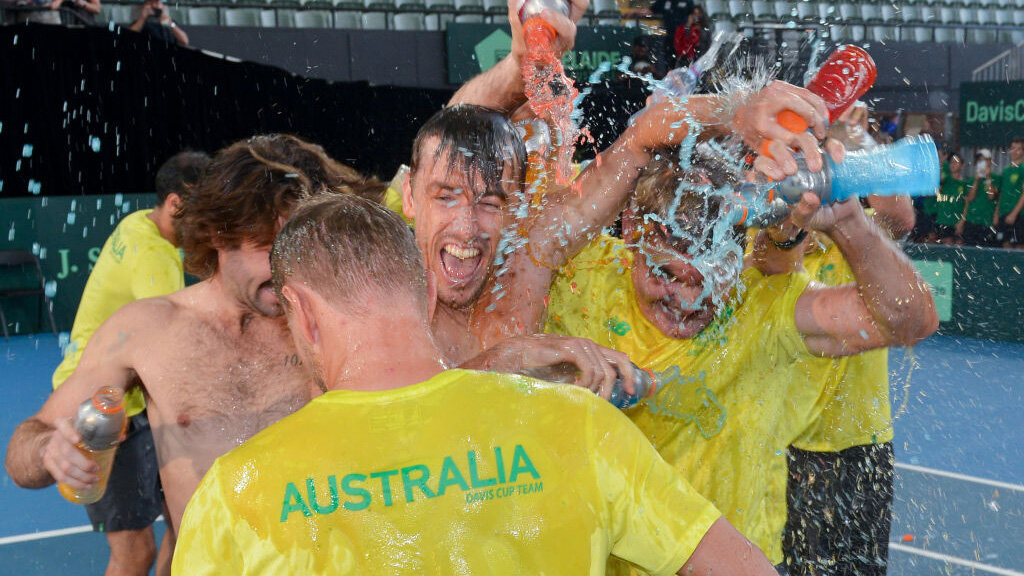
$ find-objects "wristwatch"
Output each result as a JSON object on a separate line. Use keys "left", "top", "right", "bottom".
{"left": 770, "top": 229, "right": 808, "bottom": 250}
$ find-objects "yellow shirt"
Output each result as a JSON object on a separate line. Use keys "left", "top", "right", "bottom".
{"left": 790, "top": 237, "right": 893, "bottom": 451}
{"left": 545, "top": 235, "right": 817, "bottom": 564}
{"left": 52, "top": 209, "right": 183, "bottom": 417}
{"left": 173, "top": 369, "right": 721, "bottom": 576}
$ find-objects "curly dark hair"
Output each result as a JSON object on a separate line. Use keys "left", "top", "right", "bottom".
{"left": 175, "top": 134, "right": 385, "bottom": 278}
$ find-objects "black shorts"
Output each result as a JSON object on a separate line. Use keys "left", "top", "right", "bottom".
{"left": 84, "top": 412, "right": 163, "bottom": 533}
{"left": 996, "top": 219, "right": 1024, "bottom": 245}
{"left": 961, "top": 222, "right": 997, "bottom": 247}
{"left": 935, "top": 224, "right": 959, "bottom": 240}
{"left": 783, "top": 442, "right": 895, "bottom": 576}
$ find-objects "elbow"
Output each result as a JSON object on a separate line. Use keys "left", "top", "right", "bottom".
{"left": 888, "top": 298, "right": 940, "bottom": 347}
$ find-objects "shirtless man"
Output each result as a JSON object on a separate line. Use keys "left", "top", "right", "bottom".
{"left": 4, "top": 134, "right": 381, "bottom": 572}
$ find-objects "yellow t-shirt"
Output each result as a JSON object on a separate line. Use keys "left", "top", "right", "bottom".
{"left": 51, "top": 209, "right": 183, "bottom": 417}
{"left": 545, "top": 235, "right": 817, "bottom": 564}
{"left": 172, "top": 369, "right": 721, "bottom": 576}
{"left": 790, "top": 237, "right": 893, "bottom": 451}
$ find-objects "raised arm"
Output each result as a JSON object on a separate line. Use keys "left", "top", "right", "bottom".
{"left": 678, "top": 518, "right": 780, "bottom": 576}
{"left": 791, "top": 195, "right": 938, "bottom": 356}
{"left": 5, "top": 305, "right": 147, "bottom": 491}
{"left": 447, "top": 0, "right": 587, "bottom": 112}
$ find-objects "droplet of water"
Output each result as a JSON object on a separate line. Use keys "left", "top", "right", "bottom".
{"left": 27, "top": 179, "right": 41, "bottom": 195}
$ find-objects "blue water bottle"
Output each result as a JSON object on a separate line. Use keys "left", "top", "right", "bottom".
{"left": 773, "top": 134, "right": 940, "bottom": 204}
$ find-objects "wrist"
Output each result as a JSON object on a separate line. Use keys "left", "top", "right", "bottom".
{"left": 769, "top": 228, "right": 807, "bottom": 250}
{"left": 822, "top": 202, "right": 870, "bottom": 237}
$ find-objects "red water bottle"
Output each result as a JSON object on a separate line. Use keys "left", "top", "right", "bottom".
{"left": 762, "top": 45, "right": 877, "bottom": 158}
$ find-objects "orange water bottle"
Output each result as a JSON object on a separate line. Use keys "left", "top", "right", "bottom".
{"left": 57, "top": 387, "right": 127, "bottom": 505}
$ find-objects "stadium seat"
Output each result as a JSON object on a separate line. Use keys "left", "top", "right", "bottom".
{"left": 454, "top": 12, "right": 485, "bottom": 21}
{"left": 959, "top": 5, "right": 980, "bottom": 24}
{"left": 223, "top": 7, "right": 261, "bottom": 25}
{"left": 295, "top": 8, "right": 332, "bottom": 26}
{"left": 937, "top": 4, "right": 956, "bottom": 23}
{"left": 361, "top": 11, "right": 388, "bottom": 27}
{"left": 837, "top": 2, "right": 858, "bottom": 21}
{"left": 793, "top": 0, "right": 815, "bottom": 21}
{"left": 101, "top": 3, "right": 136, "bottom": 23}
{"left": 393, "top": 11, "right": 425, "bottom": 28}
{"left": 815, "top": 1, "right": 833, "bottom": 21}
{"left": 275, "top": 8, "right": 298, "bottom": 26}
{"left": 396, "top": 0, "right": 426, "bottom": 10}
{"left": 481, "top": 0, "right": 504, "bottom": 21}
{"left": 713, "top": 16, "right": 739, "bottom": 33}
{"left": 933, "top": 26, "right": 965, "bottom": 43}
{"left": 772, "top": 0, "right": 793, "bottom": 20}
{"left": 750, "top": 0, "right": 772, "bottom": 20}
{"left": 728, "top": 0, "right": 750, "bottom": 18}
{"left": 333, "top": 10, "right": 361, "bottom": 27}
{"left": 705, "top": 0, "right": 730, "bottom": 18}
{"left": 860, "top": 1, "right": 880, "bottom": 23}
{"left": 186, "top": 6, "right": 220, "bottom": 25}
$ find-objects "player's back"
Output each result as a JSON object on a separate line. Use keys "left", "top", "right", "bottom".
{"left": 174, "top": 369, "right": 721, "bottom": 576}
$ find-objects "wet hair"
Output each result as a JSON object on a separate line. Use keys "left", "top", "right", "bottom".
{"left": 175, "top": 134, "right": 385, "bottom": 278}
{"left": 410, "top": 104, "right": 527, "bottom": 199}
{"left": 154, "top": 151, "right": 211, "bottom": 206}
{"left": 629, "top": 150, "right": 745, "bottom": 246}
{"left": 270, "top": 193, "right": 427, "bottom": 314}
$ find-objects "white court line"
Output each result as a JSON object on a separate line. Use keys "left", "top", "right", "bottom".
{"left": 896, "top": 462, "right": 1024, "bottom": 493}
{"left": 889, "top": 542, "right": 1024, "bottom": 576}
{"left": 0, "top": 515, "right": 164, "bottom": 546}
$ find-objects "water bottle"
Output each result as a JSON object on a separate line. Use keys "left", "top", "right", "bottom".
{"left": 772, "top": 134, "right": 940, "bottom": 204}
{"left": 609, "top": 364, "right": 658, "bottom": 410}
{"left": 518, "top": 0, "right": 569, "bottom": 45}
{"left": 57, "top": 387, "right": 127, "bottom": 505}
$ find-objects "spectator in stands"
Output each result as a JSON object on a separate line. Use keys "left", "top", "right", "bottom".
{"left": 652, "top": 0, "right": 693, "bottom": 65}
{"left": 60, "top": 0, "right": 100, "bottom": 25}
{"left": 935, "top": 152, "right": 966, "bottom": 245}
{"left": 625, "top": 35, "right": 656, "bottom": 77}
{"left": 995, "top": 137, "right": 1024, "bottom": 248}
{"left": 962, "top": 148, "right": 999, "bottom": 247}
{"left": 8, "top": 0, "right": 62, "bottom": 24}
{"left": 673, "top": 4, "right": 710, "bottom": 68}
{"left": 129, "top": 0, "right": 188, "bottom": 46}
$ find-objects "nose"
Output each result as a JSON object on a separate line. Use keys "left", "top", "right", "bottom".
{"left": 449, "top": 203, "right": 480, "bottom": 241}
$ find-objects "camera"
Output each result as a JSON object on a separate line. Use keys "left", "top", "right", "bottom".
{"left": 151, "top": 7, "right": 163, "bottom": 17}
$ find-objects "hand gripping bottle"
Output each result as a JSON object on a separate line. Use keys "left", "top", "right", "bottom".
{"left": 609, "top": 363, "right": 659, "bottom": 410}
{"left": 57, "top": 387, "right": 127, "bottom": 505}
{"left": 518, "top": 0, "right": 570, "bottom": 47}
{"left": 763, "top": 45, "right": 877, "bottom": 158}
{"left": 771, "top": 134, "right": 940, "bottom": 204}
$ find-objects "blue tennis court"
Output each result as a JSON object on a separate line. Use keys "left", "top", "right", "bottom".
{"left": 1, "top": 333, "right": 1021, "bottom": 575}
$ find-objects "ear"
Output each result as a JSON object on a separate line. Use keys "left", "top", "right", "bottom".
{"left": 425, "top": 269, "right": 438, "bottom": 322}
{"left": 165, "top": 193, "right": 183, "bottom": 214}
{"left": 281, "top": 284, "right": 320, "bottom": 349}
{"left": 401, "top": 171, "right": 416, "bottom": 220}
{"left": 620, "top": 207, "right": 640, "bottom": 243}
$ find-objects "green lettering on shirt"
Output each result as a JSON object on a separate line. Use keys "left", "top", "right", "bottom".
{"left": 306, "top": 476, "right": 339, "bottom": 515}
{"left": 437, "top": 456, "right": 470, "bottom": 496}
{"left": 401, "top": 465, "right": 436, "bottom": 503}
{"left": 280, "top": 482, "right": 311, "bottom": 522}
{"left": 370, "top": 470, "right": 399, "bottom": 507}
{"left": 509, "top": 444, "right": 541, "bottom": 482}
{"left": 341, "top": 473, "right": 371, "bottom": 511}
{"left": 468, "top": 450, "right": 498, "bottom": 488}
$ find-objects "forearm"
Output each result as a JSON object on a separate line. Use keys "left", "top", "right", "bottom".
{"left": 827, "top": 209, "right": 937, "bottom": 345}
{"left": 447, "top": 54, "right": 526, "bottom": 113}
{"left": 129, "top": 18, "right": 145, "bottom": 32}
{"left": 83, "top": 0, "right": 101, "bottom": 14}
{"left": 867, "top": 194, "right": 915, "bottom": 239}
{"left": 1011, "top": 188, "right": 1024, "bottom": 217}
{"left": 172, "top": 24, "right": 188, "bottom": 45}
{"left": 5, "top": 419, "right": 56, "bottom": 489}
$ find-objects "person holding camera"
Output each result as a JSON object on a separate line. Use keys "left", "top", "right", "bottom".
{"left": 129, "top": 0, "right": 188, "bottom": 46}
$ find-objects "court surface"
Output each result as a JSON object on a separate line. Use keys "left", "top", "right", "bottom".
{"left": 1, "top": 333, "right": 1021, "bottom": 575}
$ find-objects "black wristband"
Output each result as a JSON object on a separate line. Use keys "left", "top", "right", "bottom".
{"left": 770, "top": 228, "right": 808, "bottom": 250}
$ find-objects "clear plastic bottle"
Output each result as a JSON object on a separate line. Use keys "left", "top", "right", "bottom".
{"left": 57, "top": 387, "right": 127, "bottom": 505}
{"left": 609, "top": 364, "right": 658, "bottom": 410}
